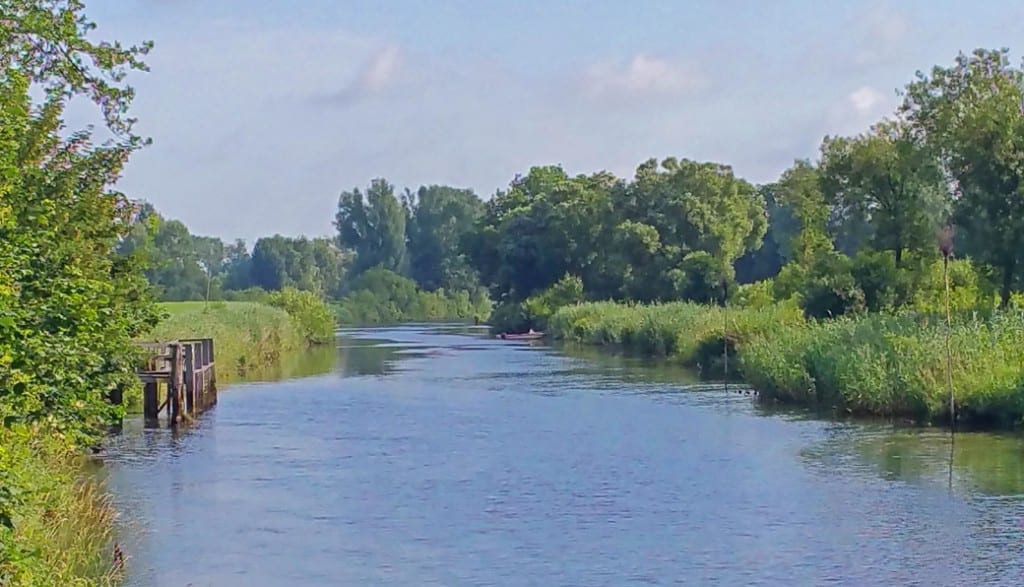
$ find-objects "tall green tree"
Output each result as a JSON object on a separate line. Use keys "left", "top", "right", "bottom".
{"left": 818, "top": 122, "right": 949, "bottom": 265}
{"left": 335, "top": 178, "right": 407, "bottom": 275}
{"left": 466, "top": 166, "right": 615, "bottom": 301}
{"left": 901, "top": 48, "right": 1024, "bottom": 307}
{"left": 775, "top": 160, "right": 831, "bottom": 266}
{"left": 406, "top": 185, "right": 483, "bottom": 291}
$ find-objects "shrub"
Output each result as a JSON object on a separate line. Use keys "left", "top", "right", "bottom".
{"left": 267, "top": 287, "right": 335, "bottom": 344}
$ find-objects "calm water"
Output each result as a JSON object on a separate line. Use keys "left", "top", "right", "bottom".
{"left": 103, "top": 325, "right": 1024, "bottom": 586}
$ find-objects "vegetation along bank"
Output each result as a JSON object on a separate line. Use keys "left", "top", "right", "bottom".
{"left": 5, "top": 0, "right": 1024, "bottom": 583}
{"left": 550, "top": 301, "right": 1024, "bottom": 428}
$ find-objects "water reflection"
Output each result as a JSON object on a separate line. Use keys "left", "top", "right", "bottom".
{"left": 851, "top": 428, "right": 1024, "bottom": 497}
{"left": 336, "top": 336, "right": 411, "bottom": 377}
{"left": 236, "top": 343, "right": 340, "bottom": 383}
{"left": 555, "top": 342, "right": 702, "bottom": 386}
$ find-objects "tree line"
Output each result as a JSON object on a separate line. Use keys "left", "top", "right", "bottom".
{"left": 124, "top": 182, "right": 492, "bottom": 322}
{"left": 463, "top": 49, "right": 1024, "bottom": 328}
{"left": 136, "top": 48, "right": 1024, "bottom": 331}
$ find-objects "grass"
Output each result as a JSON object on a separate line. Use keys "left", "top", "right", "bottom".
{"left": 144, "top": 301, "right": 308, "bottom": 384}
{"left": 1, "top": 425, "right": 122, "bottom": 586}
{"left": 550, "top": 301, "right": 1024, "bottom": 428}
{"left": 549, "top": 300, "right": 803, "bottom": 377}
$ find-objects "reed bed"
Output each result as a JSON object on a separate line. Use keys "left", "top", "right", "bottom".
{"left": 550, "top": 302, "right": 1024, "bottom": 427}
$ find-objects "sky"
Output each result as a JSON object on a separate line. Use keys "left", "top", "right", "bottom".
{"left": 80, "top": 0, "right": 1024, "bottom": 243}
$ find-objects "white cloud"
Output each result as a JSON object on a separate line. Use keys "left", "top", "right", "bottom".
{"left": 581, "top": 53, "right": 709, "bottom": 99}
{"left": 848, "top": 86, "right": 886, "bottom": 113}
{"left": 318, "top": 44, "right": 404, "bottom": 106}
{"left": 822, "top": 85, "right": 896, "bottom": 138}
{"left": 355, "top": 44, "right": 402, "bottom": 94}
{"left": 855, "top": 3, "right": 910, "bottom": 66}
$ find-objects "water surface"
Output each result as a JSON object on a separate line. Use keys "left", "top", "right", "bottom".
{"left": 105, "top": 325, "right": 1024, "bottom": 586}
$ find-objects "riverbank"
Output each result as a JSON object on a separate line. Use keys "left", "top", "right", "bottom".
{"left": 550, "top": 302, "right": 1024, "bottom": 428}
{"left": 146, "top": 297, "right": 332, "bottom": 384}
{"left": 1, "top": 425, "right": 122, "bottom": 586}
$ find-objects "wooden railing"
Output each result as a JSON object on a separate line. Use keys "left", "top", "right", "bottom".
{"left": 135, "top": 338, "right": 217, "bottom": 427}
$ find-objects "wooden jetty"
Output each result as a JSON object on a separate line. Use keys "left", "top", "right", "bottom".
{"left": 135, "top": 338, "right": 217, "bottom": 427}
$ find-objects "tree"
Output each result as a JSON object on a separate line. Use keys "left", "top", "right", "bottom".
{"left": 901, "top": 48, "right": 1024, "bottom": 307}
{"left": 222, "top": 239, "right": 253, "bottom": 290}
{"left": 818, "top": 122, "right": 949, "bottom": 265}
{"left": 1, "top": 72, "right": 157, "bottom": 438}
{"left": 249, "top": 235, "right": 343, "bottom": 295}
{"left": 624, "top": 158, "right": 766, "bottom": 301}
{"left": 466, "top": 166, "right": 615, "bottom": 302}
{"left": 734, "top": 183, "right": 799, "bottom": 283}
{"left": 335, "top": 178, "right": 407, "bottom": 275}
{"left": 775, "top": 160, "right": 832, "bottom": 266}
{"left": 405, "top": 185, "right": 483, "bottom": 291}
{"left": 1, "top": 0, "right": 152, "bottom": 140}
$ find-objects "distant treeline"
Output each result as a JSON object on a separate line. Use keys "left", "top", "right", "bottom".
{"left": 121, "top": 183, "right": 493, "bottom": 324}
{"left": 129, "top": 49, "right": 1024, "bottom": 332}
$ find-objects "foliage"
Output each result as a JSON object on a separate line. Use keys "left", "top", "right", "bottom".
{"left": 522, "top": 274, "right": 585, "bottom": 329}
{"left": 0, "top": 75, "right": 157, "bottom": 444}
{"left": 467, "top": 159, "right": 766, "bottom": 306}
{"left": 250, "top": 235, "right": 344, "bottom": 297}
{"left": 405, "top": 185, "right": 484, "bottom": 292}
{"left": 1, "top": 3, "right": 154, "bottom": 580}
{"left": 0, "top": 423, "right": 123, "bottom": 586}
{"left": 267, "top": 288, "right": 335, "bottom": 344}
{"left": 335, "top": 178, "right": 408, "bottom": 275}
{"left": 333, "top": 268, "right": 490, "bottom": 325}
{"left": 0, "top": 0, "right": 152, "bottom": 140}
{"left": 901, "top": 48, "right": 1024, "bottom": 307}
{"left": 147, "top": 302, "right": 306, "bottom": 381}
{"left": 549, "top": 301, "right": 803, "bottom": 377}
{"left": 743, "top": 312, "right": 1024, "bottom": 425}
{"left": 818, "top": 122, "right": 949, "bottom": 264}
{"left": 554, "top": 300, "right": 1024, "bottom": 426}
{"left": 732, "top": 280, "right": 777, "bottom": 309}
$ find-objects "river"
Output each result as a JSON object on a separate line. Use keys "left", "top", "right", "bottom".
{"left": 103, "top": 324, "right": 1024, "bottom": 586}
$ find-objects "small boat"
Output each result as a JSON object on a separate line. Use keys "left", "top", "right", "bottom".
{"left": 497, "top": 329, "right": 544, "bottom": 341}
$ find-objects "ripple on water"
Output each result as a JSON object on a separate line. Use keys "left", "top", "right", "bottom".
{"left": 105, "top": 326, "right": 1024, "bottom": 587}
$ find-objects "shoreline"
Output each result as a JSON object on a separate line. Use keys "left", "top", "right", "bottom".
{"left": 549, "top": 301, "right": 1024, "bottom": 432}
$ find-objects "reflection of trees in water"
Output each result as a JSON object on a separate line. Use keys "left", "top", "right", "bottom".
{"left": 336, "top": 338, "right": 405, "bottom": 377}
{"left": 804, "top": 425, "right": 1024, "bottom": 497}
{"left": 555, "top": 342, "right": 701, "bottom": 386}
{"left": 236, "top": 344, "right": 339, "bottom": 383}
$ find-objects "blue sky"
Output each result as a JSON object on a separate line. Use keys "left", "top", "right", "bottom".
{"left": 84, "top": 0, "right": 1024, "bottom": 243}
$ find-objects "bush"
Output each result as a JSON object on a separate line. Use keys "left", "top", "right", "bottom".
{"left": 267, "top": 288, "right": 335, "bottom": 344}
{"left": 333, "top": 268, "right": 491, "bottom": 326}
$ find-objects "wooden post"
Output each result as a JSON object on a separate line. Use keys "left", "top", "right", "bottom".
{"left": 143, "top": 381, "right": 159, "bottom": 425}
{"left": 207, "top": 338, "right": 217, "bottom": 406}
{"left": 184, "top": 342, "right": 195, "bottom": 414}
{"left": 169, "top": 343, "right": 183, "bottom": 426}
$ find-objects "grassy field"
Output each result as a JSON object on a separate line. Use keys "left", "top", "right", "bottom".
{"left": 550, "top": 301, "right": 1024, "bottom": 427}
{"left": 144, "top": 301, "right": 309, "bottom": 384}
